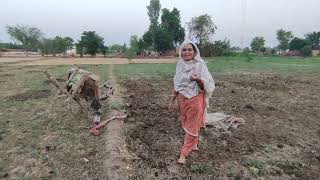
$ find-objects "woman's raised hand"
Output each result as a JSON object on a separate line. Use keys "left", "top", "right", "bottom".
{"left": 190, "top": 74, "right": 199, "bottom": 81}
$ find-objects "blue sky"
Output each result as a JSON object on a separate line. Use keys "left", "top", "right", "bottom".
{"left": 1, "top": 0, "right": 319, "bottom": 47}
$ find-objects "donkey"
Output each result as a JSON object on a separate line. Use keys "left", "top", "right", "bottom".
{"left": 65, "top": 68, "right": 113, "bottom": 125}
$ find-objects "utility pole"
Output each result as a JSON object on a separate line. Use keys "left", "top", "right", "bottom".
{"left": 240, "top": 0, "right": 246, "bottom": 49}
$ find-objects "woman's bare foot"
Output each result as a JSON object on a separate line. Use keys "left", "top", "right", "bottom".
{"left": 192, "top": 145, "right": 199, "bottom": 151}
{"left": 177, "top": 155, "right": 186, "bottom": 164}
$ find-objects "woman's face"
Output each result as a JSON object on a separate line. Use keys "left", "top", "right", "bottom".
{"left": 181, "top": 44, "right": 195, "bottom": 61}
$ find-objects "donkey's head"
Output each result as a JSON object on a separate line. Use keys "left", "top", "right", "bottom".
{"left": 65, "top": 68, "right": 102, "bottom": 125}
{"left": 81, "top": 78, "right": 102, "bottom": 125}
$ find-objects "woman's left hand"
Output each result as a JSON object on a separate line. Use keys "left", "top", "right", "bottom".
{"left": 190, "top": 74, "right": 199, "bottom": 81}
{"left": 190, "top": 74, "right": 205, "bottom": 90}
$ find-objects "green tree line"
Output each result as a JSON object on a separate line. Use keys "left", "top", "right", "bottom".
{"left": 3, "top": 0, "right": 319, "bottom": 57}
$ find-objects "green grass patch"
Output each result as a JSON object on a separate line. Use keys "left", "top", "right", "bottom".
{"left": 241, "top": 159, "right": 267, "bottom": 176}
{"left": 189, "top": 164, "right": 211, "bottom": 174}
{"left": 0, "top": 64, "right": 110, "bottom": 98}
{"left": 114, "top": 63, "right": 176, "bottom": 80}
{"left": 113, "top": 56, "right": 320, "bottom": 80}
{"left": 206, "top": 56, "right": 320, "bottom": 74}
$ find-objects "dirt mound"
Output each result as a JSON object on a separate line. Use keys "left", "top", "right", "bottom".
{"left": 7, "top": 90, "right": 51, "bottom": 101}
{"left": 121, "top": 74, "right": 320, "bottom": 179}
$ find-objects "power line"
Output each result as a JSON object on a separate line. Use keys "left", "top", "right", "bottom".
{"left": 241, "top": 0, "right": 246, "bottom": 48}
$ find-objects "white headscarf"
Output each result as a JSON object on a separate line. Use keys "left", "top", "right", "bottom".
{"left": 174, "top": 40, "right": 215, "bottom": 108}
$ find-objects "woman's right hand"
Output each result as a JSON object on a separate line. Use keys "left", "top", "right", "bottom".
{"left": 190, "top": 74, "right": 199, "bottom": 81}
{"left": 168, "top": 102, "right": 177, "bottom": 112}
{"left": 168, "top": 89, "right": 178, "bottom": 112}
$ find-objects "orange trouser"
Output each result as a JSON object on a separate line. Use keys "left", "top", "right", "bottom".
{"left": 181, "top": 133, "right": 199, "bottom": 156}
{"left": 177, "top": 92, "right": 205, "bottom": 157}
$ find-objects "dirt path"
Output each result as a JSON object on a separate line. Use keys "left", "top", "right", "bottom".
{"left": 0, "top": 57, "right": 49, "bottom": 63}
{"left": 102, "top": 64, "right": 133, "bottom": 179}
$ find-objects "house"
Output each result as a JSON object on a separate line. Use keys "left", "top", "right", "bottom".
{"left": 286, "top": 50, "right": 303, "bottom": 56}
{"left": 311, "top": 45, "right": 320, "bottom": 57}
{"left": 66, "top": 46, "right": 77, "bottom": 56}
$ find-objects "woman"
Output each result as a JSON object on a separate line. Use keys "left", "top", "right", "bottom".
{"left": 169, "top": 41, "right": 215, "bottom": 164}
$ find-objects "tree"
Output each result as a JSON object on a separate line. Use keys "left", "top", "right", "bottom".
{"left": 40, "top": 36, "right": 74, "bottom": 56}
{"left": 161, "top": 8, "right": 185, "bottom": 45}
{"left": 110, "top": 44, "right": 124, "bottom": 52}
{"left": 129, "top": 36, "right": 139, "bottom": 45}
{"left": 128, "top": 35, "right": 139, "bottom": 57}
{"left": 305, "top": 31, "right": 320, "bottom": 48}
{"left": 289, "top": 37, "right": 310, "bottom": 50}
{"left": 100, "top": 45, "right": 108, "bottom": 57}
{"left": 129, "top": 35, "right": 144, "bottom": 55}
{"left": 137, "top": 39, "right": 147, "bottom": 52}
{"left": 250, "top": 36, "right": 265, "bottom": 53}
{"left": 200, "top": 39, "right": 231, "bottom": 57}
{"left": 230, "top": 46, "right": 242, "bottom": 52}
{"left": 288, "top": 37, "right": 312, "bottom": 56}
{"left": 243, "top": 47, "right": 251, "bottom": 54}
{"left": 154, "top": 27, "right": 174, "bottom": 53}
{"left": 261, "top": 47, "right": 266, "bottom": 54}
{"left": 76, "top": 31, "right": 104, "bottom": 57}
{"left": 276, "top": 29, "right": 293, "bottom": 52}
{"left": 62, "top": 37, "right": 74, "bottom": 53}
{"left": 201, "top": 39, "right": 231, "bottom": 57}
{"left": 54, "top": 36, "right": 74, "bottom": 56}
{"left": 130, "top": 36, "right": 148, "bottom": 56}
{"left": 187, "top": 14, "right": 217, "bottom": 48}
{"left": 301, "top": 45, "right": 312, "bottom": 57}
{"left": 147, "top": 0, "right": 161, "bottom": 51}
{"left": 142, "top": 30, "right": 153, "bottom": 50}
{"left": 6, "top": 24, "right": 43, "bottom": 56}
{"left": 213, "top": 39, "right": 230, "bottom": 56}
{"left": 39, "top": 38, "right": 54, "bottom": 56}
{"left": 76, "top": 43, "right": 84, "bottom": 57}
{"left": 122, "top": 43, "right": 127, "bottom": 53}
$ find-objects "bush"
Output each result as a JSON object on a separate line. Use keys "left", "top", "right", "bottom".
{"left": 125, "top": 48, "right": 136, "bottom": 60}
{"left": 245, "top": 53, "right": 254, "bottom": 62}
{"left": 200, "top": 43, "right": 214, "bottom": 57}
{"left": 200, "top": 40, "right": 231, "bottom": 57}
{"left": 240, "top": 48, "right": 254, "bottom": 62}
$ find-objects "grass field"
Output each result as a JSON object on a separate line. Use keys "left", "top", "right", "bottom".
{"left": 114, "top": 56, "right": 320, "bottom": 79}
{"left": 0, "top": 64, "right": 112, "bottom": 179}
{"left": 0, "top": 56, "right": 319, "bottom": 179}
